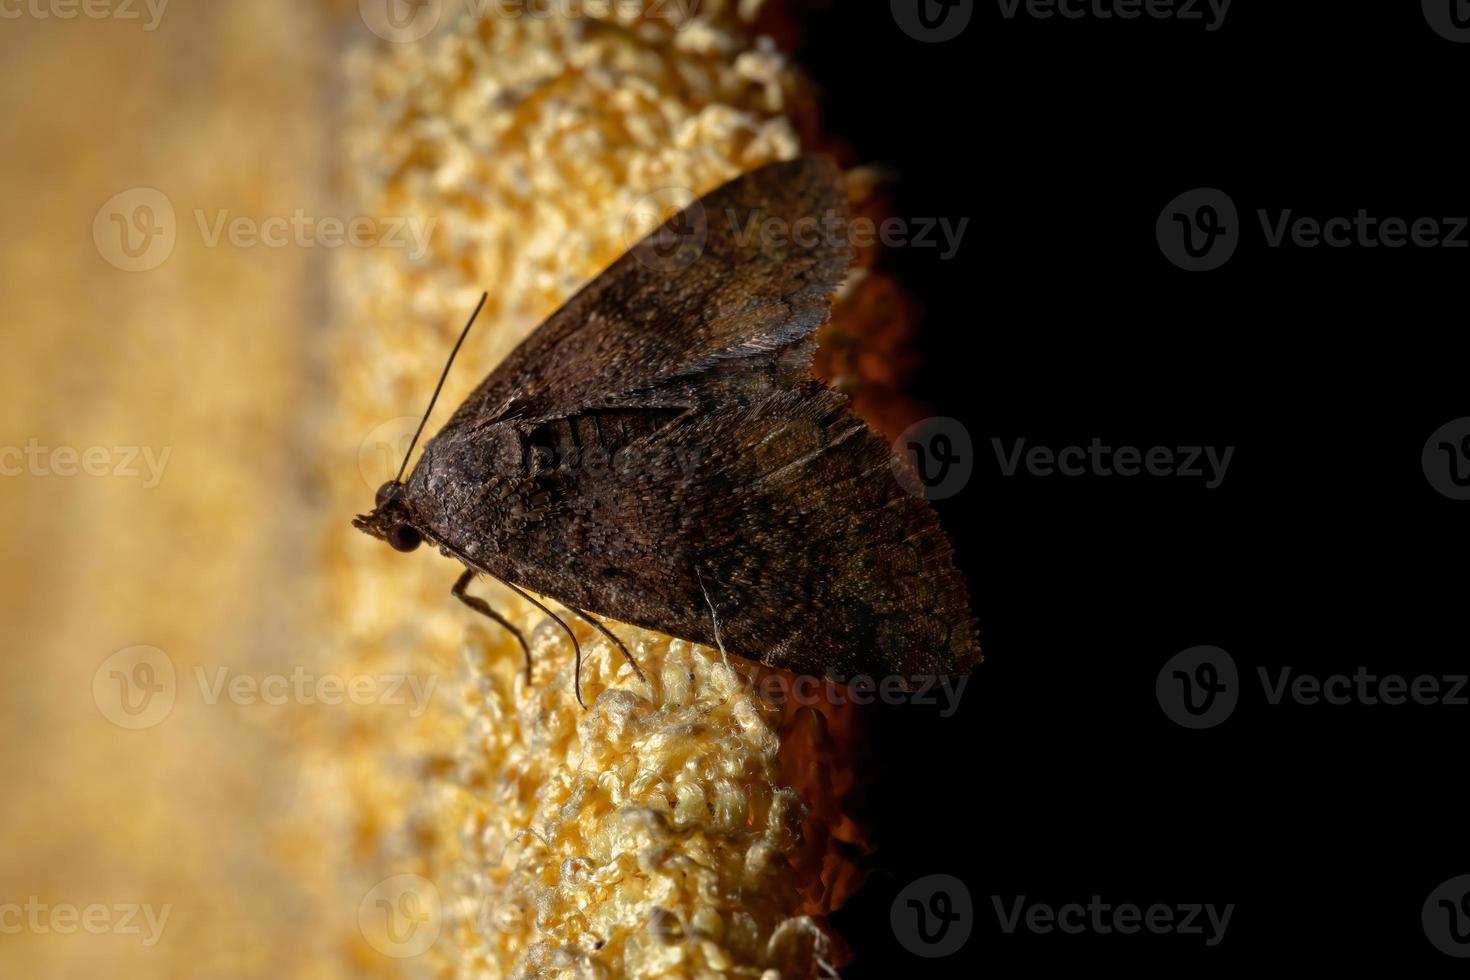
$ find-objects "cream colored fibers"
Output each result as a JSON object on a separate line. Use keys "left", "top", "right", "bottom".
{"left": 0, "top": 3, "right": 883, "bottom": 976}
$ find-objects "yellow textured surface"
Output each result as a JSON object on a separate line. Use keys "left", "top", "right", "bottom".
{"left": 323, "top": 5, "right": 862, "bottom": 975}
{"left": 0, "top": 4, "right": 334, "bottom": 977}
{"left": 0, "top": 3, "right": 870, "bottom": 977}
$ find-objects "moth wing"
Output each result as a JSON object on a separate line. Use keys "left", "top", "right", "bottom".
{"left": 422, "top": 154, "right": 980, "bottom": 679}
{"left": 488, "top": 380, "right": 982, "bottom": 680}
{"left": 443, "top": 156, "right": 851, "bottom": 428}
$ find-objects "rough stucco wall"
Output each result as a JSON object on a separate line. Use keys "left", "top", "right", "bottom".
{"left": 0, "top": 3, "right": 335, "bottom": 976}
{"left": 0, "top": 3, "right": 891, "bottom": 976}
{"left": 322, "top": 6, "right": 867, "bottom": 975}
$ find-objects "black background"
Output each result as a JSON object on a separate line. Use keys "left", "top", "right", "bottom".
{"left": 798, "top": 1, "right": 1467, "bottom": 973}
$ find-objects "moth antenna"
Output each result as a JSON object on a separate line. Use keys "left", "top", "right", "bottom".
{"left": 499, "top": 578, "right": 587, "bottom": 709}
{"left": 696, "top": 569, "right": 733, "bottom": 675}
{"left": 393, "top": 291, "right": 489, "bottom": 486}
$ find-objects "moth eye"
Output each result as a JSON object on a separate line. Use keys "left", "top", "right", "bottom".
{"left": 375, "top": 480, "right": 401, "bottom": 508}
{"left": 386, "top": 524, "right": 421, "bottom": 553}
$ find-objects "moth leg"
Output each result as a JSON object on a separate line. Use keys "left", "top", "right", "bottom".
{"left": 567, "top": 608, "right": 647, "bottom": 683}
{"left": 497, "top": 578, "right": 587, "bottom": 710}
{"left": 452, "top": 569, "right": 532, "bottom": 685}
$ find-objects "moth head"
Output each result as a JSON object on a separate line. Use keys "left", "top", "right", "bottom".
{"left": 352, "top": 293, "right": 489, "bottom": 555}
{"left": 353, "top": 480, "right": 423, "bottom": 553}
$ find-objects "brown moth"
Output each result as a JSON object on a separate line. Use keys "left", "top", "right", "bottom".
{"left": 354, "top": 156, "right": 981, "bottom": 705}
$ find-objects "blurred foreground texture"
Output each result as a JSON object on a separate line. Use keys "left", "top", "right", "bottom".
{"left": 0, "top": 1, "right": 916, "bottom": 976}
